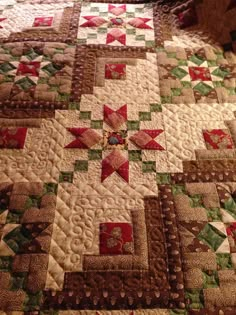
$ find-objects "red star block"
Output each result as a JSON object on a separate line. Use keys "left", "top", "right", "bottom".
{"left": 0, "top": 128, "right": 27, "bottom": 149}
{"left": 80, "top": 16, "right": 107, "bottom": 27}
{"left": 106, "top": 29, "right": 126, "bottom": 45}
{"left": 189, "top": 67, "right": 212, "bottom": 81}
{"left": 130, "top": 130, "right": 165, "bottom": 150}
{"left": 99, "top": 222, "right": 133, "bottom": 255}
{"left": 65, "top": 128, "right": 102, "bottom": 149}
{"left": 104, "top": 104, "right": 127, "bottom": 131}
{"left": 0, "top": 18, "right": 7, "bottom": 29}
{"left": 102, "top": 150, "right": 129, "bottom": 182}
{"left": 33, "top": 17, "right": 53, "bottom": 27}
{"left": 128, "top": 17, "right": 153, "bottom": 29}
{"left": 16, "top": 62, "right": 41, "bottom": 77}
{"left": 203, "top": 129, "right": 234, "bottom": 150}
{"left": 108, "top": 4, "right": 126, "bottom": 16}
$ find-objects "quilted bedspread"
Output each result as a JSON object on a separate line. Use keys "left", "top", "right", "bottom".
{"left": 1, "top": 0, "right": 236, "bottom": 314}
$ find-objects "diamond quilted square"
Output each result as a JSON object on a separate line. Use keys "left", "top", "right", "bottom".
{"left": 33, "top": 17, "right": 54, "bottom": 27}
{"left": 105, "top": 64, "right": 126, "bottom": 80}
{"left": 189, "top": 67, "right": 212, "bottom": 81}
{"left": 99, "top": 222, "right": 134, "bottom": 255}
{"left": 203, "top": 129, "right": 234, "bottom": 150}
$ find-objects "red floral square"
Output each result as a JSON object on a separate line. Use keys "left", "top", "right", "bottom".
{"left": 105, "top": 64, "right": 126, "bottom": 80}
{"left": 203, "top": 129, "right": 234, "bottom": 150}
{"left": 189, "top": 66, "right": 211, "bottom": 81}
{"left": 33, "top": 17, "right": 53, "bottom": 27}
{"left": 16, "top": 62, "right": 41, "bottom": 77}
{"left": 99, "top": 222, "right": 133, "bottom": 255}
{"left": 0, "top": 128, "right": 27, "bottom": 149}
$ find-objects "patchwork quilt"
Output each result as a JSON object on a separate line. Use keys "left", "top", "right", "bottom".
{"left": 0, "top": 0, "right": 236, "bottom": 314}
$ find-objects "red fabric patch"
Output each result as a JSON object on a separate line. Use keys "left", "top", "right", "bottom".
{"left": 105, "top": 64, "right": 126, "bottom": 80}
{"left": 130, "top": 130, "right": 165, "bottom": 150}
{"left": 104, "top": 104, "right": 127, "bottom": 130}
{"left": 100, "top": 222, "right": 133, "bottom": 255}
{"left": 16, "top": 62, "right": 41, "bottom": 77}
{"left": 65, "top": 128, "right": 102, "bottom": 149}
{"left": 33, "top": 17, "right": 53, "bottom": 27}
{"left": 101, "top": 150, "right": 129, "bottom": 182}
{"left": 203, "top": 129, "right": 234, "bottom": 150}
{"left": 226, "top": 222, "right": 236, "bottom": 252}
{"left": 0, "top": 18, "right": 7, "bottom": 29}
{"left": 128, "top": 17, "right": 152, "bottom": 29}
{"left": 106, "top": 29, "right": 126, "bottom": 45}
{"left": 108, "top": 4, "right": 126, "bottom": 16}
{"left": 0, "top": 128, "right": 27, "bottom": 149}
{"left": 80, "top": 16, "right": 107, "bottom": 27}
{"left": 189, "top": 67, "right": 212, "bottom": 81}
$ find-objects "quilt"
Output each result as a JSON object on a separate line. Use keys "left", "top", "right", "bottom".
{"left": 0, "top": 0, "right": 236, "bottom": 314}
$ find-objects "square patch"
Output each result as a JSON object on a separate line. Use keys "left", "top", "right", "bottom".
{"left": 203, "top": 129, "right": 234, "bottom": 150}
{"left": 105, "top": 63, "right": 126, "bottom": 80}
{"left": 99, "top": 222, "right": 134, "bottom": 255}
{"left": 33, "top": 17, "right": 54, "bottom": 27}
{"left": 189, "top": 66, "right": 212, "bottom": 81}
{"left": 16, "top": 62, "right": 41, "bottom": 77}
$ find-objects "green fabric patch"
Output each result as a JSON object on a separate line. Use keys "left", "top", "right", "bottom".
{"left": 189, "top": 54, "right": 205, "bottom": 66}
{"left": 16, "top": 77, "right": 36, "bottom": 91}
{"left": 161, "top": 96, "right": 172, "bottom": 103}
{"left": 189, "top": 194, "right": 203, "bottom": 208}
{"left": 42, "top": 63, "right": 62, "bottom": 76}
{"left": 68, "top": 102, "right": 80, "bottom": 110}
{"left": 181, "top": 81, "right": 192, "bottom": 88}
{"left": 157, "top": 173, "right": 171, "bottom": 184}
{"left": 128, "top": 150, "right": 142, "bottom": 161}
{"left": 206, "top": 207, "right": 222, "bottom": 221}
{"left": 80, "top": 111, "right": 91, "bottom": 120}
{"left": 0, "top": 256, "right": 12, "bottom": 271}
{"left": 11, "top": 272, "right": 27, "bottom": 290}
{"left": 150, "top": 103, "right": 162, "bottom": 112}
{"left": 3, "top": 226, "right": 31, "bottom": 254}
{"left": 91, "top": 120, "right": 103, "bottom": 129}
{"left": 171, "top": 88, "right": 182, "bottom": 96}
{"left": 171, "top": 66, "right": 188, "bottom": 79}
{"left": 6, "top": 210, "right": 24, "bottom": 224}
{"left": 59, "top": 171, "right": 74, "bottom": 183}
{"left": 88, "top": 33, "right": 97, "bottom": 39}
{"left": 194, "top": 82, "right": 213, "bottom": 96}
{"left": 97, "top": 27, "right": 107, "bottom": 33}
{"left": 178, "top": 60, "right": 188, "bottom": 66}
{"left": 25, "top": 195, "right": 41, "bottom": 209}
{"left": 44, "top": 183, "right": 58, "bottom": 195}
{"left": 74, "top": 160, "right": 88, "bottom": 172}
{"left": 185, "top": 289, "right": 204, "bottom": 309}
{"left": 216, "top": 253, "right": 233, "bottom": 269}
{"left": 139, "top": 112, "right": 151, "bottom": 121}
{"left": 213, "top": 81, "right": 223, "bottom": 88}
{"left": 145, "top": 41, "right": 155, "bottom": 48}
{"left": 126, "top": 28, "right": 136, "bottom": 35}
{"left": 223, "top": 197, "right": 236, "bottom": 219}
{"left": 172, "top": 184, "right": 186, "bottom": 195}
{"left": 127, "top": 120, "right": 140, "bottom": 130}
{"left": 126, "top": 12, "right": 135, "bottom": 18}
{"left": 0, "top": 62, "right": 16, "bottom": 74}
{"left": 24, "top": 291, "right": 43, "bottom": 311}
{"left": 207, "top": 60, "right": 217, "bottom": 66}
{"left": 88, "top": 149, "right": 102, "bottom": 160}
{"left": 135, "top": 35, "right": 145, "bottom": 41}
{"left": 211, "top": 67, "right": 229, "bottom": 79}
{"left": 198, "top": 223, "right": 226, "bottom": 251}
{"left": 202, "top": 270, "right": 219, "bottom": 288}
{"left": 142, "top": 161, "right": 156, "bottom": 173}
{"left": 167, "top": 52, "right": 176, "bottom": 58}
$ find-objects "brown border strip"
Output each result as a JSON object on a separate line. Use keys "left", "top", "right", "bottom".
{"left": 42, "top": 196, "right": 185, "bottom": 310}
